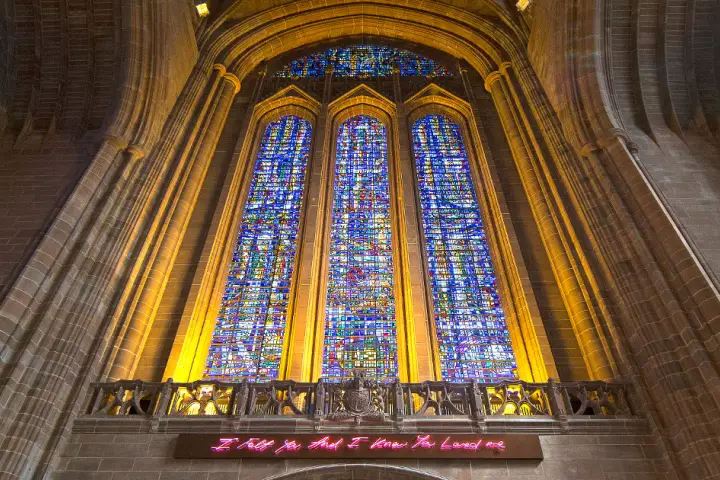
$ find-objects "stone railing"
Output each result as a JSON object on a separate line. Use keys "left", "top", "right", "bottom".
{"left": 80, "top": 372, "right": 641, "bottom": 434}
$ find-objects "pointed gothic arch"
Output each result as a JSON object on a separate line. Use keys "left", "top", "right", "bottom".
{"left": 404, "top": 86, "right": 555, "bottom": 382}
{"left": 164, "top": 86, "right": 322, "bottom": 382}
{"left": 264, "top": 464, "right": 451, "bottom": 480}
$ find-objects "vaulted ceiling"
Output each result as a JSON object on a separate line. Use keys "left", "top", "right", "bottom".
{"left": 0, "top": 0, "right": 124, "bottom": 139}
{"left": 610, "top": 0, "right": 720, "bottom": 140}
{"left": 0, "top": 0, "right": 514, "bottom": 143}
{"left": 222, "top": 0, "right": 510, "bottom": 21}
{"left": 1, "top": 0, "right": 716, "bottom": 143}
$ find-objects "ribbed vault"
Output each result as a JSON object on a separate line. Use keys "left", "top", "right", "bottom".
{"left": 605, "top": 0, "right": 720, "bottom": 140}
{"left": 0, "top": 0, "right": 201, "bottom": 145}
{"left": 0, "top": 0, "right": 122, "bottom": 137}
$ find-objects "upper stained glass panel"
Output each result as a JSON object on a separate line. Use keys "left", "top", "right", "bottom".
{"left": 322, "top": 115, "right": 398, "bottom": 382}
{"left": 204, "top": 116, "right": 312, "bottom": 382}
{"left": 275, "top": 45, "right": 452, "bottom": 78}
{"left": 412, "top": 115, "right": 517, "bottom": 383}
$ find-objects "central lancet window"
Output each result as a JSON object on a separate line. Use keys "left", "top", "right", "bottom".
{"left": 205, "top": 116, "right": 312, "bottom": 382}
{"left": 412, "top": 115, "right": 517, "bottom": 382}
{"left": 322, "top": 115, "right": 398, "bottom": 382}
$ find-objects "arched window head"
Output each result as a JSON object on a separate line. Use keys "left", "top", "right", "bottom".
{"left": 205, "top": 116, "right": 312, "bottom": 382}
{"left": 275, "top": 45, "right": 452, "bottom": 78}
{"left": 322, "top": 115, "right": 398, "bottom": 382}
{"left": 412, "top": 114, "right": 517, "bottom": 383}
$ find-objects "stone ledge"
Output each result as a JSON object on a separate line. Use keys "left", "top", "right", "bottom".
{"left": 72, "top": 415, "right": 648, "bottom": 436}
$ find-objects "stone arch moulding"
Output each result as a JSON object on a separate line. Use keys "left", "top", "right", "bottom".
{"left": 263, "top": 464, "right": 451, "bottom": 480}
{"left": 404, "top": 84, "right": 557, "bottom": 383}
{"left": 302, "top": 84, "right": 420, "bottom": 382}
{"left": 197, "top": 1, "right": 619, "bottom": 378}
{"left": 163, "top": 86, "right": 321, "bottom": 383}
{"left": 214, "top": 4, "right": 510, "bottom": 79}
{"left": 155, "top": 0, "right": 542, "bottom": 387}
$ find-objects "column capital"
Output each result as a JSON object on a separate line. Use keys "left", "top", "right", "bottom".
{"left": 221, "top": 71, "right": 242, "bottom": 94}
{"left": 484, "top": 62, "right": 513, "bottom": 92}
{"left": 577, "top": 128, "right": 635, "bottom": 157}
{"left": 126, "top": 144, "right": 146, "bottom": 161}
{"left": 104, "top": 134, "right": 129, "bottom": 151}
{"left": 213, "top": 63, "right": 242, "bottom": 94}
{"left": 212, "top": 63, "right": 227, "bottom": 76}
{"left": 484, "top": 71, "right": 504, "bottom": 92}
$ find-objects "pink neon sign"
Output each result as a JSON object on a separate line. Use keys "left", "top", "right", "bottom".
{"left": 176, "top": 434, "right": 542, "bottom": 458}
{"left": 173, "top": 433, "right": 540, "bottom": 460}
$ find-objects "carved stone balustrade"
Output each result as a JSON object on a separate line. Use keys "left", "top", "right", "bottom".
{"left": 77, "top": 373, "right": 644, "bottom": 435}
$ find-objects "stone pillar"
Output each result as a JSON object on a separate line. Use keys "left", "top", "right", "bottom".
{"left": 0, "top": 62, "right": 214, "bottom": 480}
{"left": 0, "top": 138, "right": 130, "bottom": 480}
{"left": 108, "top": 64, "right": 241, "bottom": 380}
{"left": 457, "top": 64, "right": 557, "bottom": 382}
{"left": 485, "top": 64, "right": 614, "bottom": 381}
{"left": 391, "top": 66, "right": 430, "bottom": 381}
{"left": 293, "top": 68, "right": 334, "bottom": 380}
{"left": 160, "top": 68, "right": 269, "bottom": 382}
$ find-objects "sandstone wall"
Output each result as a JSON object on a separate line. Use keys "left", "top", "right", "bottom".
{"left": 52, "top": 432, "right": 665, "bottom": 480}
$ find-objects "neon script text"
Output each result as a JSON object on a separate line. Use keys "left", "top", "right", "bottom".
{"left": 210, "top": 435, "right": 506, "bottom": 456}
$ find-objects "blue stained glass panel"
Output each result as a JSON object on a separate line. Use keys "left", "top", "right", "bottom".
{"left": 204, "top": 116, "right": 312, "bottom": 382}
{"left": 412, "top": 115, "right": 517, "bottom": 383}
{"left": 322, "top": 115, "right": 398, "bottom": 382}
{"left": 275, "top": 45, "right": 452, "bottom": 78}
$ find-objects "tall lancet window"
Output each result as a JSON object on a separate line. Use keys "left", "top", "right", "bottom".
{"left": 322, "top": 115, "right": 398, "bottom": 382}
{"left": 205, "top": 116, "right": 312, "bottom": 382}
{"left": 412, "top": 115, "right": 517, "bottom": 382}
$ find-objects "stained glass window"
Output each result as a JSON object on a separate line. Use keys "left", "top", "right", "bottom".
{"left": 275, "top": 45, "right": 452, "bottom": 78}
{"left": 412, "top": 115, "right": 517, "bottom": 383}
{"left": 204, "top": 116, "right": 312, "bottom": 382}
{"left": 322, "top": 115, "right": 398, "bottom": 382}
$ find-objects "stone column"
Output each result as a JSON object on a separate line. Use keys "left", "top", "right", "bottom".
{"left": 457, "top": 65, "right": 557, "bottom": 382}
{"left": 293, "top": 68, "right": 333, "bottom": 380}
{"left": 485, "top": 64, "right": 614, "bottom": 381}
{"left": 391, "top": 66, "right": 429, "bottom": 381}
{"left": 160, "top": 68, "right": 268, "bottom": 382}
{"left": 0, "top": 59, "right": 218, "bottom": 479}
{"left": 0, "top": 138, "right": 133, "bottom": 480}
{"left": 108, "top": 64, "right": 241, "bottom": 380}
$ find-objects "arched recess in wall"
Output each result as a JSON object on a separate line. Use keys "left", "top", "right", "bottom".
{"left": 157, "top": 38, "right": 565, "bottom": 384}
{"left": 198, "top": 0, "right": 617, "bottom": 382}
{"left": 136, "top": 0, "right": 617, "bottom": 386}
{"left": 404, "top": 87, "right": 554, "bottom": 383}
{"left": 162, "top": 66, "right": 557, "bottom": 384}
{"left": 264, "top": 464, "right": 451, "bottom": 480}
{"left": 164, "top": 87, "right": 322, "bottom": 383}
